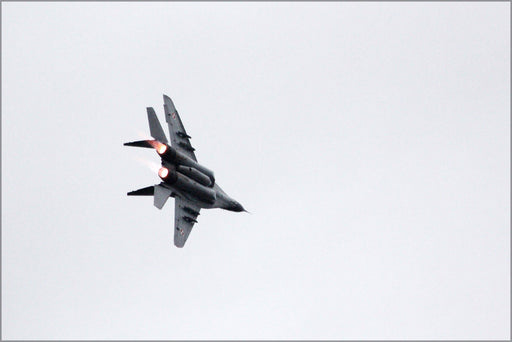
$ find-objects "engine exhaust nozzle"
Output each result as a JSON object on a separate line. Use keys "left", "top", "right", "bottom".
{"left": 158, "top": 167, "right": 169, "bottom": 179}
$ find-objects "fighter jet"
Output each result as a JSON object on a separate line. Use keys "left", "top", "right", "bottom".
{"left": 124, "top": 95, "right": 245, "bottom": 247}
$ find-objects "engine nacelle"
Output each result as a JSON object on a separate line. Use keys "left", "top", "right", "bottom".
{"left": 177, "top": 165, "right": 212, "bottom": 187}
{"left": 158, "top": 166, "right": 177, "bottom": 183}
{"left": 158, "top": 166, "right": 216, "bottom": 204}
{"left": 153, "top": 142, "right": 215, "bottom": 186}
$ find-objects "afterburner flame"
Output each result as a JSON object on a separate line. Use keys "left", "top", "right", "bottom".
{"left": 133, "top": 157, "right": 160, "bottom": 174}
{"left": 147, "top": 140, "right": 168, "bottom": 155}
{"left": 157, "top": 144, "right": 167, "bottom": 154}
{"left": 158, "top": 167, "right": 169, "bottom": 179}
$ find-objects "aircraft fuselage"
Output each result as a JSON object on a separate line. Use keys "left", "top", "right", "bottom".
{"left": 155, "top": 144, "right": 244, "bottom": 212}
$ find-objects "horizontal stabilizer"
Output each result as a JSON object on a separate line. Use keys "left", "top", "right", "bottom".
{"left": 154, "top": 184, "right": 173, "bottom": 209}
{"left": 124, "top": 140, "right": 155, "bottom": 148}
{"left": 127, "top": 185, "right": 155, "bottom": 196}
{"left": 147, "top": 107, "right": 168, "bottom": 143}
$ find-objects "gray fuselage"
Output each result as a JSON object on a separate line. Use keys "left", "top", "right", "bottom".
{"left": 156, "top": 144, "right": 244, "bottom": 212}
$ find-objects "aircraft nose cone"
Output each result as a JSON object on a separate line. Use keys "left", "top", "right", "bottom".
{"left": 226, "top": 200, "right": 245, "bottom": 212}
{"left": 233, "top": 202, "right": 245, "bottom": 212}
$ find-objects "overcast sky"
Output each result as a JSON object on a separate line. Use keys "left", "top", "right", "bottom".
{"left": 2, "top": 2, "right": 510, "bottom": 340}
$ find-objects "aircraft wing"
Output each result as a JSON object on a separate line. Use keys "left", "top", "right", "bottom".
{"left": 163, "top": 95, "right": 197, "bottom": 162}
{"left": 174, "top": 196, "right": 201, "bottom": 247}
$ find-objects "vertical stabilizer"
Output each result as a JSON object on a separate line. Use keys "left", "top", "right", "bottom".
{"left": 147, "top": 107, "right": 168, "bottom": 143}
{"left": 154, "top": 184, "right": 173, "bottom": 209}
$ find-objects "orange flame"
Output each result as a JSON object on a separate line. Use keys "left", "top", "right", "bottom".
{"left": 147, "top": 140, "right": 168, "bottom": 155}
{"left": 158, "top": 167, "right": 169, "bottom": 178}
{"left": 133, "top": 157, "right": 160, "bottom": 174}
{"left": 157, "top": 144, "right": 167, "bottom": 154}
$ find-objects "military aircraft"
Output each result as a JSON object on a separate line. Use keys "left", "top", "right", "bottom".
{"left": 124, "top": 95, "right": 246, "bottom": 247}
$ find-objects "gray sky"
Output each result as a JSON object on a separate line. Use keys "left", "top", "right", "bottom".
{"left": 2, "top": 2, "right": 510, "bottom": 339}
